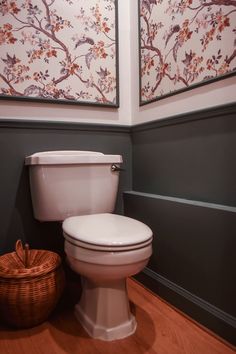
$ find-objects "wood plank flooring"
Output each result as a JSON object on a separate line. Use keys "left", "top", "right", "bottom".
{"left": 0, "top": 278, "right": 235, "bottom": 354}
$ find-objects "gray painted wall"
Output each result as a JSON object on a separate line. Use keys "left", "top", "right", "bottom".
{"left": 123, "top": 103, "right": 236, "bottom": 345}
{"left": 131, "top": 104, "right": 236, "bottom": 206}
{"left": 0, "top": 104, "right": 235, "bottom": 345}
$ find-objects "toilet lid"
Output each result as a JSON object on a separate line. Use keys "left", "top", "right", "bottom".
{"left": 62, "top": 213, "right": 153, "bottom": 250}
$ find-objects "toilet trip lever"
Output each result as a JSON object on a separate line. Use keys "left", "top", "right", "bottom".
{"left": 111, "top": 164, "right": 125, "bottom": 172}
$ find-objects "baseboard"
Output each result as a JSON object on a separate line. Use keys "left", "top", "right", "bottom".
{"left": 135, "top": 267, "right": 236, "bottom": 346}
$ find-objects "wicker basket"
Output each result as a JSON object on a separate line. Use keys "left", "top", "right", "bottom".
{"left": 0, "top": 240, "right": 65, "bottom": 328}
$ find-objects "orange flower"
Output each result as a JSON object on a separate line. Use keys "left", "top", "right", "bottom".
{"left": 218, "top": 62, "right": 229, "bottom": 75}
{"left": 33, "top": 72, "right": 40, "bottom": 81}
{"left": 69, "top": 63, "right": 80, "bottom": 75}
{"left": 3, "top": 23, "right": 12, "bottom": 30}
{"left": 206, "top": 59, "right": 213, "bottom": 70}
{"left": 91, "top": 41, "right": 108, "bottom": 59}
{"left": 9, "top": 2, "right": 20, "bottom": 14}
{"left": 102, "top": 22, "right": 110, "bottom": 33}
{"left": 218, "top": 16, "right": 230, "bottom": 32}
{"left": 9, "top": 36, "right": 17, "bottom": 44}
{"left": 29, "top": 49, "right": 44, "bottom": 62}
{"left": 46, "top": 49, "right": 57, "bottom": 58}
{"left": 178, "top": 20, "right": 192, "bottom": 43}
{"left": 160, "top": 62, "right": 169, "bottom": 75}
{"left": 0, "top": 23, "right": 17, "bottom": 45}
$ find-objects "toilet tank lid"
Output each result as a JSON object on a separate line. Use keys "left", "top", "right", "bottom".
{"left": 25, "top": 151, "right": 123, "bottom": 165}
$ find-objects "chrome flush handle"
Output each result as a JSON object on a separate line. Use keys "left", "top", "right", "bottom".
{"left": 111, "top": 164, "right": 125, "bottom": 172}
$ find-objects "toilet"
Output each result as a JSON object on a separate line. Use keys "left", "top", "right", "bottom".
{"left": 25, "top": 151, "right": 153, "bottom": 341}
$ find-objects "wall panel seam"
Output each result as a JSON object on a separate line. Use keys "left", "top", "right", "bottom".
{"left": 124, "top": 191, "right": 236, "bottom": 213}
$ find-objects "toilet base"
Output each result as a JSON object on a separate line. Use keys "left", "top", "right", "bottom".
{"left": 74, "top": 277, "right": 137, "bottom": 341}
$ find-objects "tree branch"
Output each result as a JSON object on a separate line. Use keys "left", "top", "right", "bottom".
{"left": 0, "top": 74, "right": 24, "bottom": 96}
{"left": 53, "top": 72, "right": 71, "bottom": 85}
{"left": 103, "top": 32, "right": 115, "bottom": 42}
{"left": 11, "top": 5, "right": 71, "bottom": 62}
{"left": 226, "top": 49, "right": 236, "bottom": 64}
{"left": 41, "top": 0, "right": 55, "bottom": 36}
{"left": 74, "top": 73, "right": 110, "bottom": 103}
{"left": 142, "top": 14, "right": 152, "bottom": 45}
{"left": 13, "top": 25, "right": 32, "bottom": 32}
{"left": 151, "top": 75, "right": 163, "bottom": 94}
{"left": 141, "top": 45, "right": 164, "bottom": 65}
{"left": 189, "top": 0, "right": 236, "bottom": 24}
{"left": 201, "top": 0, "right": 236, "bottom": 7}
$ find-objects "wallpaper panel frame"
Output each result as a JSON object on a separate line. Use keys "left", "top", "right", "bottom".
{"left": 138, "top": 0, "right": 236, "bottom": 106}
{"left": 0, "top": 0, "right": 119, "bottom": 107}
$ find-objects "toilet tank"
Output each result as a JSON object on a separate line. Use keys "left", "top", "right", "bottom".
{"left": 25, "top": 151, "right": 123, "bottom": 221}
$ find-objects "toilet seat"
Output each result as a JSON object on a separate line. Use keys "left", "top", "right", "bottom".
{"left": 63, "top": 213, "right": 153, "bottom": 252}
{"left": 64, "top": 233, "right": 152, "bottom": 251}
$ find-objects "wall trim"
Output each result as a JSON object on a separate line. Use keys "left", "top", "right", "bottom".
{"left": 1, "top": 102, "right": 235, "bottom": 133}
{"left": 131, "top": 102, "right": 236, "bottom": 132}
{"left": 0, "top": 119, "right": 130, "bottom": 133}
{"left": 142, "top": 267, "right": 236, "bottom": 329}
{"left": 124, "top": 191, "right": 236, "bottom": 213}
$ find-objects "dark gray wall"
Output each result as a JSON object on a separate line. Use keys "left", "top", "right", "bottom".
{"left": 124, "top": 103, "right": 236, "bottom": 345}
{"left": 0, "top": 120, "right": 132, "bottom": 256}
{"left": 0, "top": 104, "right": 235, "bottom": 345}
{"left": 132, "top": 104, "right": 236, "bottom": 206}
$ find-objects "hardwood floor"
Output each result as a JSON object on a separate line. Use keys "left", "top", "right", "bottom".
{"left": 0, "top": 278, "right": 235, "bottom": 354}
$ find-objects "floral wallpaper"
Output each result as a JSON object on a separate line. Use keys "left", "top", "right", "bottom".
{"left": 139, "top": 0, "right": 236, "bottom": 105}
{"left": 0, "top": 0, "right": 118, "bottom": 106}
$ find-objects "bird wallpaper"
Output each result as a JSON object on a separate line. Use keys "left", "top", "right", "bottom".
{"left": 0, "top": 0, "right": 118, "bottom": 106}
{"left": 139, "top": 0, "right": 236, "bottom": 105}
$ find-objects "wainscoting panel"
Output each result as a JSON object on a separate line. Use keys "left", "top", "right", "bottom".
{"left": 131, "top": 103, "right": 236, "bottom": 207}
{"left": 126, "top": 103, "right": 236, "bottom": 345}
{"left": 124, "top": 191, "right": 236, "bottom": 345}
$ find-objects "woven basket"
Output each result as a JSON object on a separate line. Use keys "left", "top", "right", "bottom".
{"left": 0, "top": 240, "right": 65, "bottom": 328}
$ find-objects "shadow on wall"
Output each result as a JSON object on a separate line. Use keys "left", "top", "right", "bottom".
{"left": 5, "top": 166, "right": 64, "bottom": 257}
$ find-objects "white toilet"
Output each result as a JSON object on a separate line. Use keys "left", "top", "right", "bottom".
{"left": 25, "top": 151, "right": 153, "bottom": 341}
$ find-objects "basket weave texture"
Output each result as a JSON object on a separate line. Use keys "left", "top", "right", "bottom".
{"left": 0, "top": 240, "right": 65, "bottom": 328}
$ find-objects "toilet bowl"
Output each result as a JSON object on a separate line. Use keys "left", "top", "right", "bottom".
{"left": 25, "top": 150, "right": 153, "bottom": 341}
{"left": 63, "top": 213, "right": 152, "bottom": 341}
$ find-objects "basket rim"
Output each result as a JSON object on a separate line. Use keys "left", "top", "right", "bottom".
{"left": 0, "top": 249, "right": 62, "bottom": 279}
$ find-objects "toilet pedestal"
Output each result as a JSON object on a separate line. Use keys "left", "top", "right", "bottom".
{"left": 75, "top": 277, "right": 137, "bottom": 341}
